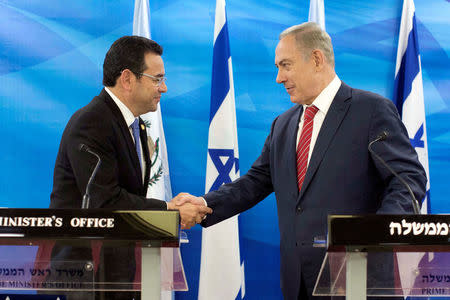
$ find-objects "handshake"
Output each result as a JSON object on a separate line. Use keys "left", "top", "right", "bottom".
{"left": 167, "top": 193, "right": 212, "bottom": 229}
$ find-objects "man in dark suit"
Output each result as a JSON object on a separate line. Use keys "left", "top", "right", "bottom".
{"left": 50, "top": 36, "right": 210, "bottom": 221}
{"left": 177, "top": 22, "right": 427, "bottom": 299}
{"left": 49, "top": 36, "right": 211, "bottom": 299}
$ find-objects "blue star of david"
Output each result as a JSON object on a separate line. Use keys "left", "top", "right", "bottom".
{"left": 208, "top": 148, "right": 239, "bottom": 191}
{"left": 410, "top": 123, "right": 424, "bottom": 148}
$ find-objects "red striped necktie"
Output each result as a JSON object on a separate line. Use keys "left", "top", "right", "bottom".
{"left": 296, "top": 105, "right": 319, "bottom": 192}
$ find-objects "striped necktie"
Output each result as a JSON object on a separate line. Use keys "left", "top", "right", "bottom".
{"left": 296, "top": 105, "right": 319, "bottom": 192}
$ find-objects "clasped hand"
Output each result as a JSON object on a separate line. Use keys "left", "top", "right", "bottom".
{"left": 168, "top": 193, "right": 211, "bottom": 229}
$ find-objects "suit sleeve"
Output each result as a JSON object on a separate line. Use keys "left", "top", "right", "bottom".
{"left": 369, "top": 98, "right": 427, "bottom": 214}
{"left": 202, "top": 118, "right": 277, "bottom": 227}
{"left": 65, "top": 110, "right": 166, "bottom": 210}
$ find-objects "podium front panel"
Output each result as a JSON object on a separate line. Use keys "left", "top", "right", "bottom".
{"left": 0, "top": 209, "right": 187, "bottom": 297}
{"left": 313, "top": 251, "right": 450, "bottom": 297}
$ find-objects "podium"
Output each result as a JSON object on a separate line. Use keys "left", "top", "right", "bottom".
{"left": 0, "top": 208, "right": 186, "bottom": 299}
{"left": 313, "top": 215, "right": 450, "bottom": 299}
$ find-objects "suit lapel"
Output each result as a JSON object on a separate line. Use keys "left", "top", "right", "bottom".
{"left": 139, "top": 118, "right": 151, "bottom": 188}
{"left": 297, "top": 83, "right": 352, "bottom": 202}
{"left": 101, "top": 89, "right": 143, "bottom": 186}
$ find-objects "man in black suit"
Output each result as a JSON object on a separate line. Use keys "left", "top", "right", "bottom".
{"left": 51, "top": 36, "right": 209, "bottom": 220}
{"left": 177, "top": 22, "right": 427, "bottom": 299}
{"left": 49, "top": 36, "right": 211, "bottom": 299}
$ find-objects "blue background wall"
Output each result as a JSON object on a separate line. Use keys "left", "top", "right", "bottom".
{"left": 0, "top": 0, "right": 449, "bottom": 299}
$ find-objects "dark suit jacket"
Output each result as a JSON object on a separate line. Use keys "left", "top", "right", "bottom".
{"left": 50, "top": 88, "right": 166, "bottom": 210}
{"left": 202, "top": 83, "right": 427, "bottom": 299}
{"left": 48, "top": 89, "right": 166, "bottom": 297}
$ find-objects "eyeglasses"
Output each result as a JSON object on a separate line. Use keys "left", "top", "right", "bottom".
{"left": 137, "top": 72, "right": 167, "bottom": 87}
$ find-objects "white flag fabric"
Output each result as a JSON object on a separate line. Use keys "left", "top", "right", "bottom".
{"left": 308, "top": 0, "right": 326, "bottom": 30}
{"left": 133, "top": 0, "right": 150, "bottom": 39}
{"left": 133, "top": 0, "right": 172, "bottom": 202}
{"left": 198, "top": 0, "right": 244, "bottom": 299}
{"left": 394, "top": 0, "right": 430, "bottom": 214}
{"left": 394, "top": 0, "right": 432, "bottom": 297}
{"left": 133, "top": 1, "right": 174, "bottom": 299}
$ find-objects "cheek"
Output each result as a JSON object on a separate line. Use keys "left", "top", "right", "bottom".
{"left": 151, "top": 85, "right": 160, "bottom": 94}
{"left": 292, "top": 74, "right": 305, "bottom": 89}
{"left": 144, "top": 86, "right": 156, "bottom": 97}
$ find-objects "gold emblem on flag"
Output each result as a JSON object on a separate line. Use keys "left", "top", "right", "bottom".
{"left": 147, "top": 137, "right": 156, "bottom": 159}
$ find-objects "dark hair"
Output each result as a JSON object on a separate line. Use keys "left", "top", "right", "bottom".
{"left": 103, "top": 36, "right": 163, "bottom": 87}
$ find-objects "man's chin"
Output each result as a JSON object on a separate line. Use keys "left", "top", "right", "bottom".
{"left": 289, "top": 95, "right": 302, "bottom": 104}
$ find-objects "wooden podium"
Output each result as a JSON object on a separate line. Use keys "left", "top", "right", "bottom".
{"left": 0, "top": 208, "right": 185, "bottom": 299}
{"left": 313, "top": 214, "right": 450, "bottom": 299}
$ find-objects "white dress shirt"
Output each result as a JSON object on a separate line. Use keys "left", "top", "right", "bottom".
{"left": 296, "top": 76, "right": 341, "bottom": 165}
{"left": 105, "top": 87, "right": 146, "bottom": 182}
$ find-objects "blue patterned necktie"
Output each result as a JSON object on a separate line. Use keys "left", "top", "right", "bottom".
{"left": 131, "top": 118, "right": 143, "bottom": 171}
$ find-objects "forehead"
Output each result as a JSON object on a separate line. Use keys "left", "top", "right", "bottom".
{"left": 143, "top": 52, "right": 165, "bottom": 73}
{"left": 275, "top": 35, "right": 300, "bottom": 64}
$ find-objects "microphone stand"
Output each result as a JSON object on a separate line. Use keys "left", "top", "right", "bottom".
{"left": 79, "top": 144, "right": 101, "bottom": 209}
{"left": 368, "top": 132, "right": 421, "bottom": 214}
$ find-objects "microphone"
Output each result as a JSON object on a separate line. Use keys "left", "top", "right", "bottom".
{"left": 79, "top": 143, "right": 102, "bottom": 209}
{"left": 368, "top": 131, "right": 420, "bottom": 214}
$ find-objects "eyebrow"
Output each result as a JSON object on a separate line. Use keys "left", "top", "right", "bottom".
{"left": 146, "top": 72, "right": 165, "bottom": 78}
{"left": 275, "top": 59, "right": 292, "bottom": 67}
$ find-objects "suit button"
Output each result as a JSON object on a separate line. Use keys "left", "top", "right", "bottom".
{"left": 296, "top": 206, "right": 303, "bottom": 213}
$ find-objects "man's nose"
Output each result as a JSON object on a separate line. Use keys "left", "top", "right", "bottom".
{"left": 159, "top": 81, "right": 168, "bottom": 93}
{"left": 276, "top": 70, "right": 285, "bottom": 84}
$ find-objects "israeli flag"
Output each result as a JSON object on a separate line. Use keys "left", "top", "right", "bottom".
{"left": 393, "top": 0, "right": 430, "bottom": 214}
{"left": 198, "top": 0, "right": 244, "bottom": 299}
{"left": 394, "top": 1, "right": 433, "bottom": 298}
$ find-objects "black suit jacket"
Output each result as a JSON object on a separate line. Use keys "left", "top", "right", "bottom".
{"left": 50, "top": 88, "right": 166, "bottom": 209}
{"left": 203, "top": 83, "right": 427, "bottom": 299}
{"left": 48, "top": 89, "right": 166, "bottom": 298}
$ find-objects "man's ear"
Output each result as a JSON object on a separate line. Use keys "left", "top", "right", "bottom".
{"left": 311, "top": 49, "right": 325, "bottom": 70}
{"left": 118, "top": 69, "right": 134, "bottom": 91}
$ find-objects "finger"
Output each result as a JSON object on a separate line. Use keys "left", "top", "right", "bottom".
{"left": 175, "top": 195, "right": 192, "bottom": 206}
{"left": 183, "top": 214, "right": 196, "bottom": 226}
{"left": 195, "top": 214, "right": 203, "bottom": 224}
{"left": 192, "top": 197, "right": 207, "bottom": 206}
{"left": 198, "top": 206, "right": 213, "bottom": 214}
{"left": 176, "top": 199, "right": 186, "bottom": 206}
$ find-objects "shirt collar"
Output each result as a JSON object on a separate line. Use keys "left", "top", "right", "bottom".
{"left": 303, "top": 75, "right": 341, "bottom": 115}
{"left": 104, "top": 87, "right": 137, "bottom": 127}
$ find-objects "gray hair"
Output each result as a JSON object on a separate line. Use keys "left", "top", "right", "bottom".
{"left": 280, "top": 22, "right": 335, "bottom": 68}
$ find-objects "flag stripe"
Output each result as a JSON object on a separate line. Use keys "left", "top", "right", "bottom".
{"left": 393, "top": 14, "right": 420, "bottom": 117}
{"left": 210, "top": 22, "right": 231, "bottom": 123}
